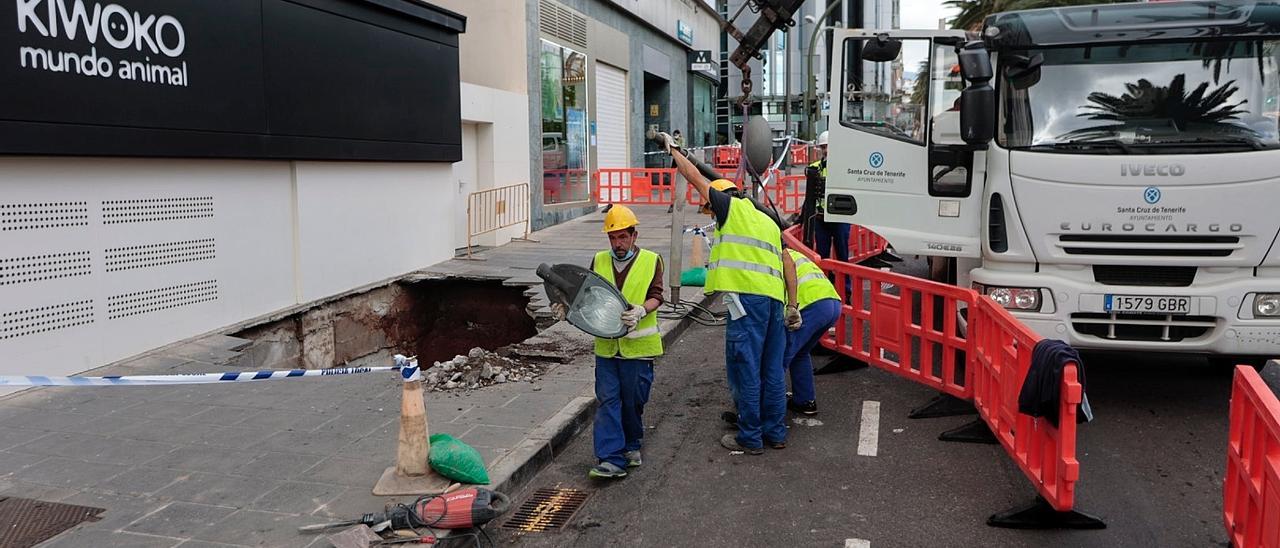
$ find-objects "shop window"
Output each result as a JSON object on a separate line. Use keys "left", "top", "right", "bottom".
{"left": 540, "top": 39, "right": 590, "bottom": 205}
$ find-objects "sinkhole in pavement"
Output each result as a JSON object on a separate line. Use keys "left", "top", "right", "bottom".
{"left": 231, "top": 277, "right": 539, "bottom": 371}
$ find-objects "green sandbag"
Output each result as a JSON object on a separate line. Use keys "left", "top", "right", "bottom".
{"left": 429, "top": 433, "right": 490, "bottom": 484}
{"left": 680, "top": 266, "right": 707, "bottom": 286}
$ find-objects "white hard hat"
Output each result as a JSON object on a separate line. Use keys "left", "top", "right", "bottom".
{"left": 816, "top": 131, "right": 829, "bottom": 147}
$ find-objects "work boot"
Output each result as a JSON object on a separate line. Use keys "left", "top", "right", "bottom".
{"left": 625, "top": 450, "right": 642, "bottom": 468}
{"left": 788, "top": 399, "right": 819, "bottom": 416}
{"left": 768, "top": 439, "right": 787, "bottom": 450}
{"left": 720, "top": 434, "right": 763, "bottom": 455}
{"left": 588, "top": 462, "right": 627, "bottom": 479}
{"left": 720, "top": 411, "right": 738, "bottom": 426}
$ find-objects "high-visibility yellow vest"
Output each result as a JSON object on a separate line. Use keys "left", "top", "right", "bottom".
{"left": 706, "top": 198, "right": 786, "bottom": 303}
{"left": 789, "top": 250, "right": 840, "bottom": 309}
{"left": 593, "top": 249, "right": 663, "bottom": 358}
{"left": 809, "top": 159, "right": 827, "bottom": 179}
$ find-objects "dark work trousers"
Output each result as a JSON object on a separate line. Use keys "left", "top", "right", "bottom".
{"left": 724, "top": 294, "right": 788, "bottom": 449}
{"left": 593, "top": 357, "right": 655, "bottom": 468}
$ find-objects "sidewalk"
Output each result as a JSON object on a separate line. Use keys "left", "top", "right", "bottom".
{"left": 0, "top": 205, "right": 710, "bottom": 547}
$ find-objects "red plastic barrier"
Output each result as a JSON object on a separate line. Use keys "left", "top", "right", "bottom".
{"left": 781, "top": 224, "right": 1092, "bottom": 524}
{"left": 791, "top": 144, "right": 810, "bottom": 165}
{"left": 970, "top": 297, "right": 1083, "bottom": 513}
{"left": 713, "top": 146, "right": 741, "bottom": 169}
{"left": 770, "top": 174, "right": 805, "bottom": 215}
{"left": 1224, "top": 365, "right": 1280, "bottom": 548}
{"left": 820, "top": 255, "right": 975, "bottom": 399}
{"left": 595, "top": 168, "right": 676, "bottom": 205}
{"left": 850, "top": 225, "right": 890, "bottom": 263}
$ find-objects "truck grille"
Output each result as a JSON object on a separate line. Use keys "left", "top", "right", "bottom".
{"left": 1071, "top": 313, "right": 1215, "bottom": 342}
{"left": 1092, "top": 265, "right": 1197, "bottom": 287}
{"left": 1058, "top": 235, "right": 1239, "bottom": 257}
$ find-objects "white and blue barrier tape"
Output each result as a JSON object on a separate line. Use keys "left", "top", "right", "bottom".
{"left": 0, "top": 355, "right": 421, "bottom": 387}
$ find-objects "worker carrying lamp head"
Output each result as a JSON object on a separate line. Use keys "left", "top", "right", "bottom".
{"left": 659, "top": 132, "right": 801, "bottom": 455}
{"left": 550, "top": 204, "right": 663, "bottom": 480}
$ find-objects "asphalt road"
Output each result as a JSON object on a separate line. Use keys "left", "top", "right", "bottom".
{"left": 487, "top": 270, "right": 1232, "bottom": 548}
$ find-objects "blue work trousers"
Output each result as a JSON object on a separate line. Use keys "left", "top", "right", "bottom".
{"left": 782, "top": 298, "right": 842, "bottom": 404}
{"left": 725, "top": 294, "right": 788, "bottom": 448}
{"left": 814, "top": 221, "right": 851, "bottom": 262}
{"left": 593, "top": 357, "right": 655, "bottom": 469}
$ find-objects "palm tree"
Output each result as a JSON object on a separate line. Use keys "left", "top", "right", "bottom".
{"left": 1057, "top": 74, "right": 1257, "bottom": 142}
{"left": 944, "top": 0, "right": 1120, "bottom": 31}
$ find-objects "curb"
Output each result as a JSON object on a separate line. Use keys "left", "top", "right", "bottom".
{"left": 482, "top": 291, "right": 717, "bottom": 502}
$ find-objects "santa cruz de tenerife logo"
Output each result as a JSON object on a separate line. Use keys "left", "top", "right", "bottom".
{"left": 868, "top": 151, "right": 884, "bottom": 169}
{"left": 1144, "top": 187, "right": 1162, "bottom": 205}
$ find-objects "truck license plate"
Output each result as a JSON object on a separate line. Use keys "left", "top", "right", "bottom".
{"left": 1104, "top": 295, "right": 1192, "bottom": 315}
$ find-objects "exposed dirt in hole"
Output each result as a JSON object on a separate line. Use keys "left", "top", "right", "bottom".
{"left": 395, "top": 279, "right": 538, "bottom": 365}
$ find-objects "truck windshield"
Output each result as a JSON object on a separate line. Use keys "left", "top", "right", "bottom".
{"left": 999, "top": 40, "right": 1280, "bottom": 153}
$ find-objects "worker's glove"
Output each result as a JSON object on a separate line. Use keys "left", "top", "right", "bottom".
{"left": 785, "top": 305, "right": 803, "bottom": 331}
{"left": 620, "top": 305, "right": 647, "bottom": 329}
{"left": 550, "top": 303, "right": 568, "bottom": 322}
{"left": 656, "top": 132, "right": 678, "bottom": 153}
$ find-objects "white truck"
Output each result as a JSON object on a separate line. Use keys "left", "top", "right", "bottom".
{"left": 823, "top": 0, "right": 1280, "bottom": 365}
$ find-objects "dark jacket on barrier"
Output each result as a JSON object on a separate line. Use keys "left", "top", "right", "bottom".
{"left": 1018, "top": 339, "right": 1095, "bottom": 427}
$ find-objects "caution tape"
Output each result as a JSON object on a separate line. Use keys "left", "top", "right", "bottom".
{"left": 0, "top": 356, "right": 421, "bottom": 387}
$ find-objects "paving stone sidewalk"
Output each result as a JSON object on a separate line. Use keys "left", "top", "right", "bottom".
{"left": 0, "top": 206, "right": 709, "bottom": 547}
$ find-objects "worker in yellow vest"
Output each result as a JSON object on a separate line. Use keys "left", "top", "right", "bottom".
{"left": 663, "top": 135, "right": 801, "bottom": 455}
{"left": 552, "top": 204, "right": 663, "bottom": 479}
{"left": 782, "top": 249, "right": 842, "bottom": 415}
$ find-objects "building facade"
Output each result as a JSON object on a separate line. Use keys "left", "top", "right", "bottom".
{"left": 527, "top": 0, "right": 723, "bottom": 228}
{"left": 0, "top": 0, "right": 467, "bottom": 381}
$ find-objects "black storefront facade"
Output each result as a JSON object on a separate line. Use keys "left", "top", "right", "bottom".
{"left": 0, "top": 0, "right": 467, "bottom": 379}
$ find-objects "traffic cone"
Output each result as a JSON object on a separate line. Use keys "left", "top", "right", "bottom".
{"left": 372, "top": 355, "right": 451, "bottom": 496}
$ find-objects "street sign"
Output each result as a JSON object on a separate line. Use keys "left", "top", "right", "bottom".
{"left": 677, "top": 20, "right": 694, "bottom": 45}
{"left": 688, "top": 50, "right": 714, "bottom": 72}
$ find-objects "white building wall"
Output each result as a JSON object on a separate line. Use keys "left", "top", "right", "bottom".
{"left": 458, "top": 82, "right": 534, "bottom": 248}
{"left": 0, "top": 157, "right": 459, "bottom": 379}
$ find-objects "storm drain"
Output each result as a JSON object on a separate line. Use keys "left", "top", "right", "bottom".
{"left": 500, "top": 488, "right": 592, "bottom": 532}
{"left": 0, "top": 496, "right": 105, "bottom": 547}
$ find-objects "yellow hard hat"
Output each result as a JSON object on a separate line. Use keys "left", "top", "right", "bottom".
{"left": 602, "top": 204, "right": 639, "bottom": 233}
{"left": 709, "top": 179, "right": 737, "bottom": 192}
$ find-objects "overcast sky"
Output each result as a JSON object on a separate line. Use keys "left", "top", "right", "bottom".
{"left": 899, "top": 0, "right": 957, "bottom": 30}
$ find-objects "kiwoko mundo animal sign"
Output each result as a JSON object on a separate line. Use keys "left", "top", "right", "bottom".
{"left": 14, "top": 0, "right": 189, "bottom": 87}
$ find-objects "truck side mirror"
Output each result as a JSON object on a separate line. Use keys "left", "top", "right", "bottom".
{"left": 956, "top": 41, "right": 994, "bottom": 145}
{"left": 861, "top": 35, "right": 902, "bottom": 63}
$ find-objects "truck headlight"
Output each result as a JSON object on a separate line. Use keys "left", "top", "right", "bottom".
{"left": 973, "top": 283, "right": 1043, "bottom": 312}
{"left": 1254, "top": 293, "right": 1280, "bottom": 317}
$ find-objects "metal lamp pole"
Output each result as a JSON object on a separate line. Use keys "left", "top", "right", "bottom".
{"left": 804, "top": 1, "right": 845, "bottom": 140}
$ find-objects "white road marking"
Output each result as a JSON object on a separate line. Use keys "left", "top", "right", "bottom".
{"left": 845, "top": 538, "right": 871, "bottom": 548}
{"left": 857, "top": 401, "right": 881, "bottom": 457}
{"left": 792, "top": 417, "right": 824, "bottom": 427}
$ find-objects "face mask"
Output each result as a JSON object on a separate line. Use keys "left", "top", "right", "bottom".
{"left": 614, "top": 247, "right": 636, "bottom": 261}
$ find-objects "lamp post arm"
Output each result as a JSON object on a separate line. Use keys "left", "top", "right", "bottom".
{"left": 804, "top": 1, "right": 845, "bottom": 140}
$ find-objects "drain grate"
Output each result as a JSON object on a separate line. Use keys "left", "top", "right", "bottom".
{"left": 500, "top": 487, "right": 592, "bottom": 533}
{"left": 0, "top": 496, "right": 105, "bottom": 547}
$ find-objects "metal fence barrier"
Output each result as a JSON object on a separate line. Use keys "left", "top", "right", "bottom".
{"left": 465, "top": 183, "right": 533, "bottom": 259}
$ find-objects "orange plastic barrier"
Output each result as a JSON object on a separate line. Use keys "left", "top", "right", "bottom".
{"left": 970, "top": 297, "right": 1085, "bottom": 515}
{"left": 781, "top": 224, "right": 1100, "bottom": 528}
{"left": 821, "top": 254, "right": 975, "bottom": 399}
{"left": 1224, "top": 365, "right": 1280, "bottom": 548}
{"left": 594, "top": 168, "right": 676, "bottom": 205}
{"left": 770, "top": 174, "right": 805, "bottom": 215}
{"left": 791, "top": 144, "right": 810, "bottom": 165}
{"left": 850, "top": 225, "right": 890, "bottom": 263}
{"left": 713, "top": 146, "right": 741, "bottom": 169}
